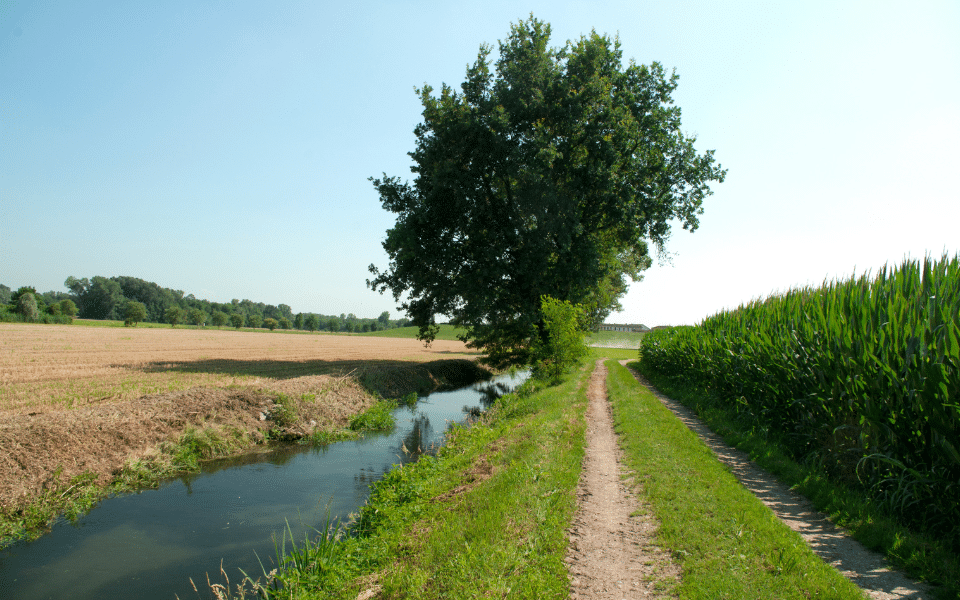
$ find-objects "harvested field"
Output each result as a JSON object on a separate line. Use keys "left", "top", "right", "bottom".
{"left": 0, "top": 323, "right": 474, "bottom": 413}
{"left": 0, "top": 323, "right": 480, "bottom": 542}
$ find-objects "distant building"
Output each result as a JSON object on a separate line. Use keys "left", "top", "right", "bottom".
{"left": 597, "top": 323, "right": 649, "bottom": 333}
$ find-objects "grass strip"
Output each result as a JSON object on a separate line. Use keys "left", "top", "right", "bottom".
{"left": 588, "top": 346, "right": 636, "bottom": 361}
{"left": 216, "top": 363, "right": 590, "bottom": 599}
{"left": 605, "top": 360, "right": 865, "bottom": 599}
{"left": 584, "top": 329, "right": 646, "bottom": 349}
{"left": 360, "top": 324, "right": 467, "bottom": 341}
{"left": 634, "top": 362, "right": 959, "bottom": 599}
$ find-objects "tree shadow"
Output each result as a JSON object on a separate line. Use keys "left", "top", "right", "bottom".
{"left": 134, "top": 357, "right": 423, "bottom": 379}
{"left": 130, "top": 357, "right": 493, "bottom": 397}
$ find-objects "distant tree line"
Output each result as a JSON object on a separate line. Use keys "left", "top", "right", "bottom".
{"left": 0, "top": 277, "right": 410, "bottom": 332}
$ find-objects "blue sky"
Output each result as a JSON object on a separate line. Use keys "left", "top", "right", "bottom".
{"left": 2, "top": 1, "right": 958, "bottom": 326}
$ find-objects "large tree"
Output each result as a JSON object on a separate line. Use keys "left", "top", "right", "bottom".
{"left": 368, "top": 17, "right": 725, "bottom": 366}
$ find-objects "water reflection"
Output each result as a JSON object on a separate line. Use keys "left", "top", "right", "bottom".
{"left": 0, "top": 370, "right": 528, "bottom": 600}
{"left": 398, "top": 413, "right": 433, "bottom": 458}
{"left": 475, "top": 380, "right": 516, "bottom": 407}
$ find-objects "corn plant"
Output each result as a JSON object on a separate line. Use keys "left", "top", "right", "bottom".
{"left": 640, "top": 254, "right": 960, "bottom": 546}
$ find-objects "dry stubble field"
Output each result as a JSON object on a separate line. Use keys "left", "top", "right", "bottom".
{"left": 1, "top": 323, "right": 473, "bottom": 413}
{"left": 0, "top": 323, "right": 476, "bottom": 528}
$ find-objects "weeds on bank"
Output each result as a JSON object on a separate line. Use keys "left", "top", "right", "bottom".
{"left": 634, "top": 363, "right": 959, "bottom": 599}
{"left": 270, "top": 394, "right": 299, "bottom": 430}
{"left": 308, "top": 393, "right": 414, "bottom": 444}
{"left": 348, "top": 400, "right": 396, "bottom": 433}
{"left": 0, "top": 424, "right": 254, "bottom": 549}
{"left": 0, "top": 469, "right": 103, "bottom": 548}
{"left": 605, "top": 360, "right": 864, "bottom": 599}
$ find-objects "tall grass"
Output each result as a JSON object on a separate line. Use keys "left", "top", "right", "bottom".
{"left": 640, "top": 254, "right": 960, "bottom": 549}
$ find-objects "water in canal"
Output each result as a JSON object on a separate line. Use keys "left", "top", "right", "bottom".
{"left": 0, "top": 370, "right": 528, "bottom": 600}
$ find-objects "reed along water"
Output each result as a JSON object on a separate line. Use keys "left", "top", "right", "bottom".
{"left": 0, "top": 370, "right": 528, "bottom": 600}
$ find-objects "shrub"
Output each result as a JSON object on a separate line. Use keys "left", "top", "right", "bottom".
{"left": 263, "top": 317, "right": 278, "bottom": 331}
{"left": 124, "top": 301, "right": 148, "bottom": 327}
{"left": 230, "top": 313, "right": 244, "bottom": 329}
{"left": 59, "top": 299, "right": 78, "bottom": 317}
{"left": 16, "top": 292, "right": 39, "bottom": 322}
{"left": 531, "top": 296, "right": 589, "bottom": 382}
{"left": 165, "top": 306, "right": 184, "bottom": 327}
{"left": 270, "top": 394, "right": 299, "bottom": 429}
{"left": 188, "top": 308, "right": 206, "bottom": 327}
{"left": 349, "top": 400, "right": 396, "bottom": 432}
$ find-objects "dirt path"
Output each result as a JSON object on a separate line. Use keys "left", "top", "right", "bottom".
{"left": 565, "top": 360, "right": 680, "bottom": 599}
{"left": 620, "top": 361, "right": 932, "bottom": 600}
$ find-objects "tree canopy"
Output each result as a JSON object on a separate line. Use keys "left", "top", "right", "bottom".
{"left": 368, "top": 16, "right": 726, "bottom": 366}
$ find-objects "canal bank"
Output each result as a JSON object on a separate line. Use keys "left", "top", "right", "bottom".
{"left": 0, "top": 359, "right": 491, "bottom": 549}
{"left": 0, "top": 367, "right": 527, "bottom": 599}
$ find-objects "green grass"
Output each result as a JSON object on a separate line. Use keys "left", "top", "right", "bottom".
{"left": 585, "top": 329, "right": 646, "bottom": 348}
{"left": 362, "top": 374, "right": 586, "bottom": 598}
{"left": 634, "top": 362, "right": 960, "bottom": 599}
{"left": 348, "top": 399, "right": 396, "bottom": 432}
{"left": 605, "top": 360, "right": 866, "bottom": 599}
{"left": 73, "top": 318, "right": 171, "bottom": 328}
{"left": 72, "top": 318, "right": 312, "bottom": 333}
{"left": 588, "top": 346, "right": 636, "bottom": 361}
{"left": 360, "top": 324, "right": 468, "bottom": 341}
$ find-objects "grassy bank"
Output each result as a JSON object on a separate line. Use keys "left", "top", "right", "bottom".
{"left": 634, "top": 362, "right": 959, "bottom": 598}
{"left": 212, "top": 361, "right": 591, "bottom": 598}
{"left": 606, "top": 360, "right": 866, "bottom": 598}
{"left": 0, "top": 391, "right": 402, "bottom": 550}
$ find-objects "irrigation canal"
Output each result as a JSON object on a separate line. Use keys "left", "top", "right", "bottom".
{"left": 0, "top": 370, "right": 528, "bottom": 600}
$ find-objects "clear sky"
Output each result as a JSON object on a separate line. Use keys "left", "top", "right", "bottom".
{"left": 2, "top": 1, "right": 958, "bottom": 326}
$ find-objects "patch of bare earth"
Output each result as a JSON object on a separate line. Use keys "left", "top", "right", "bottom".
{"left": 621, "top": 362, "right": 933, "bottom": 600}
{"left": 566, "top": 360, "right": 681, "bottom": 599}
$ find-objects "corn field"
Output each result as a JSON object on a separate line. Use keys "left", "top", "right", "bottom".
{"left": 639, "top": 255, "right": 960, "bottom": 546}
